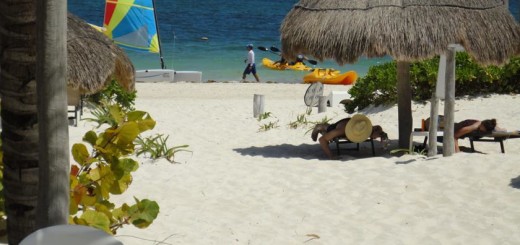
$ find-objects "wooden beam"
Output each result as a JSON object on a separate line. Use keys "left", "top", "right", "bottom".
{"left": 396, "top": 62, "right": 413, "bottom": 149}
{"left": 442, "top": 47, "right": 456, "bottom": 156}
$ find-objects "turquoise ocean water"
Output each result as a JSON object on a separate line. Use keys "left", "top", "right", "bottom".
{"left": 69, "top": 0, "right": 519, "bottom": 83}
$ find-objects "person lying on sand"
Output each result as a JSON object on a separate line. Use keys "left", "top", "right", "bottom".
{"left": 311, "top": 116, "right": 388, "bottom": 160}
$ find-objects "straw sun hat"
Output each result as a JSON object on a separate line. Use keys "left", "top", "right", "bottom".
{"left": 345, "top": 114, "right": 373, "bottom": 143}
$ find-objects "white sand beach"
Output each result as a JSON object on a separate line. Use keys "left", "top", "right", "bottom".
{"left": 69, "top": 82, "right": 520, "bottom": 244}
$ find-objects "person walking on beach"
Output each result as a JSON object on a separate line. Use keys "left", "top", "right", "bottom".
{"left": 242, "top": 44, "right": 260, "bottom": 82}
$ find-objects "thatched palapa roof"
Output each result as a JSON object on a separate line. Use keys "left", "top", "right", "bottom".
{"left": 67, "top": 13, "right": 135, "bottom": 94}
{"left": 280, "top": 0, "right": 520, "bottom": 66}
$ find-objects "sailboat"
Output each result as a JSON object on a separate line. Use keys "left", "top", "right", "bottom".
{"left": 103, "top": 0, "right": 202, "bottom": 82}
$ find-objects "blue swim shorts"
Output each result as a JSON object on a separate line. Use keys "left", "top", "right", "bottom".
{"left": 243, "top": 64, "right": 257, "bottom": 75}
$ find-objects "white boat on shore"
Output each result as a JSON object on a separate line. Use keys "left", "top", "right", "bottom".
{"left": 136, "top": 69, "right": 202, "bottom": 83}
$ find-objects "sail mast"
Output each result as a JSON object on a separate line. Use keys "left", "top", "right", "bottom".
{"left": 151, "top": 0, "right": 165, "bottom": 69}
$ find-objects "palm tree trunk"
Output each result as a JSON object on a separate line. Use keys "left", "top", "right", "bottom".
{"left": 0, "top": 0, "right": 39, "bottom": 244}
{"left": 35, "top": 0, "right": 69, "bottom": 227}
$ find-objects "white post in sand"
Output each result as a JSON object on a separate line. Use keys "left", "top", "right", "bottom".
{"left": 318, "top": 95, "right": 327, "bottom": 113}
{"left": 253, "top": 94, "right": 265, "bottom": 118}
{"left": 427, "top": 54, "right": 446, "bottom": 156}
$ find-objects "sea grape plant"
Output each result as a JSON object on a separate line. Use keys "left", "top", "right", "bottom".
{"left": 69, "top": 102, "right": 159, "bottom": 234}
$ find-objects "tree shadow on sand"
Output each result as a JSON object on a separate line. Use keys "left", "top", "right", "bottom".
{"left": 233, "top": 143, "right": 320, "bottom": 160}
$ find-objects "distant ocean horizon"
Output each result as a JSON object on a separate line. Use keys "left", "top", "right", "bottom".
{"left": 69, "top": 0, "right": 520, "bottom": 83}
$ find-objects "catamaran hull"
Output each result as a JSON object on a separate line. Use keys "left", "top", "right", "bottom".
{"left": 136, "top": 69, "right": 203, "bottom": 83}
{"left": 173, "top": 71, "right": 202, "bottom": 83}
{"left": 136, "top": 69, "right": 175, "bottom": 82}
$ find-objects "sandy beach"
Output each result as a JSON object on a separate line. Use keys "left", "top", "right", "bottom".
{"left": 69, "top": 82, "right": 520, "bottom": 244}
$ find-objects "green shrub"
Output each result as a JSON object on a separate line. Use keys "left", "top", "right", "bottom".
{"left": 344, "top": 62, "right": 397, "bottom": 113}
{"left": 87, "top": 80, "right": 136, "bottom": 110}
{"left": 345, "top": 54, "right": 520, "bottom": 113}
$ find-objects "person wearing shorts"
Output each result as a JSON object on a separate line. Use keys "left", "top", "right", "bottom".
{"left": 242, "top": 44, "right": 260, "bottom": 82}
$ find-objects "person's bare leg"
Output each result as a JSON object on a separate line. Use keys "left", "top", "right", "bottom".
{"left": 454, "top": 138, "right": 460, "bottom": 152}
{"left": 254, "top": 73, "right": 260, "bottom": 82}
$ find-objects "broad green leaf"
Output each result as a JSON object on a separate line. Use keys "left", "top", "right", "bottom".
{"left": 98, "top": 165, "right": 115, "bottom": 199}
{"left": 126, "top": 111, "right": 147, "bottom": 121}
{"left": 136, "top": 117, "right": 156, "bottom": 132}
{"left": 83, "top": 131, "right": 98, "bottom": 146}
{"left": 128, "top": 199, "right": 160, "bottom": 228}
{"left": 112, "top": 203, "right": 130, "bottom": 221}
{"left": 80, "top": 210, "right": 111, "bottom": 234}
{"left": 112, "top": 158, "right": 139, "bottom": 174}
{"left": 71, "top": 144, "right": 90, "bottom": 166}
{"left": 115, "top": 122, "right": 140, "bottom": 145}
{"left": 109, "top": 104, "right": 124, "bottom": 125}
{"left": 127, "top": 111, "right": 156, "bottom": 132}
{"left": 88, "top": 167, "right": 101, "bottom": 182}
{"left": 81, "top": 193, "right": 97, "bottom": 207}
{"left": 95, "top": 203, "right": 114, "bottom": 221}
{"left": 109, "top": 174, "right": 132, "bottom": 194}
{"left": 97, "top": 129, "right": 118, "bottom": 147}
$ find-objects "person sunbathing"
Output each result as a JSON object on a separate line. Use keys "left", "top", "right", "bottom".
{"left": 454, "top": 119, "right": 499, "bottom": 152}
{"left": 311, "top": 117, "right": 388, "bottom": 160}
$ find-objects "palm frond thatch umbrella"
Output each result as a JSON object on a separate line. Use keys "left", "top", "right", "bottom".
{"left": 281, "top": 0, "right": 520, "bottom": 156}
{"left": 67, "top": 13, "right": 135, "bottom": 94}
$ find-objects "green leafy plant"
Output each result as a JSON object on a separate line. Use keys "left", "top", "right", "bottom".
{"left": 259, "top": 121, "right": 279, "bottom": 132}
{"left": 69, "top": 102, "right": 160, "bottom": 234}
{"left": 257, "top": 112, "right": 273, "bottom": 121}
{"left": 86, "top": 79, "right": 137, "bottom": 111}
{"left": 135, "top": 134, "right": 190, "bottom": 163}
{"left": 288, "top": 113, "right": 309, "bottom": 129}
{"left": 345, "top": 54, "right": 520, "bottom": 113}
{"left": 84, "top": 99, "right": 121, "bottom": 128}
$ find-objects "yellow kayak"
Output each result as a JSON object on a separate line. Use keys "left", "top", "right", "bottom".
{"left": 303, "top": 69, "right": 358, "bottom": 85}
{"left": 262, "top": 58, "right": 312, "bottom": 71}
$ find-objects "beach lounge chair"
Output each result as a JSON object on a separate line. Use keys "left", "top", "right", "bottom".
{"left": 333, "top": 137, "right": 376, "bottom": 156}
{"left": 461, "top": 130, "right": 520, "bottom": 153}
{"left": 410, "top": 116, "right": 520, "bottom": 153}
{"left": 409, "top": 128, "right": 444, "bottom": 152}
{"left": 67, "top": 87, "right": 83, "bottom": 127}
{"left": 409, "top": 117, "right": 444, "bottom": 152}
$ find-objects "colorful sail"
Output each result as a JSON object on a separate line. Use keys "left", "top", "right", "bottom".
{"left": 104, "top": 0, "right": 160, "bottom": 53}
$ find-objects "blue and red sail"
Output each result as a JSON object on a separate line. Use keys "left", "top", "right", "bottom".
{"left": 103, "top": 0, "right": 160, "bottom": 53}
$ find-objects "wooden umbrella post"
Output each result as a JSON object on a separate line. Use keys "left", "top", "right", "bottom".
{"left": 443, "top": 47, "right": 457, "bottom": 156}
